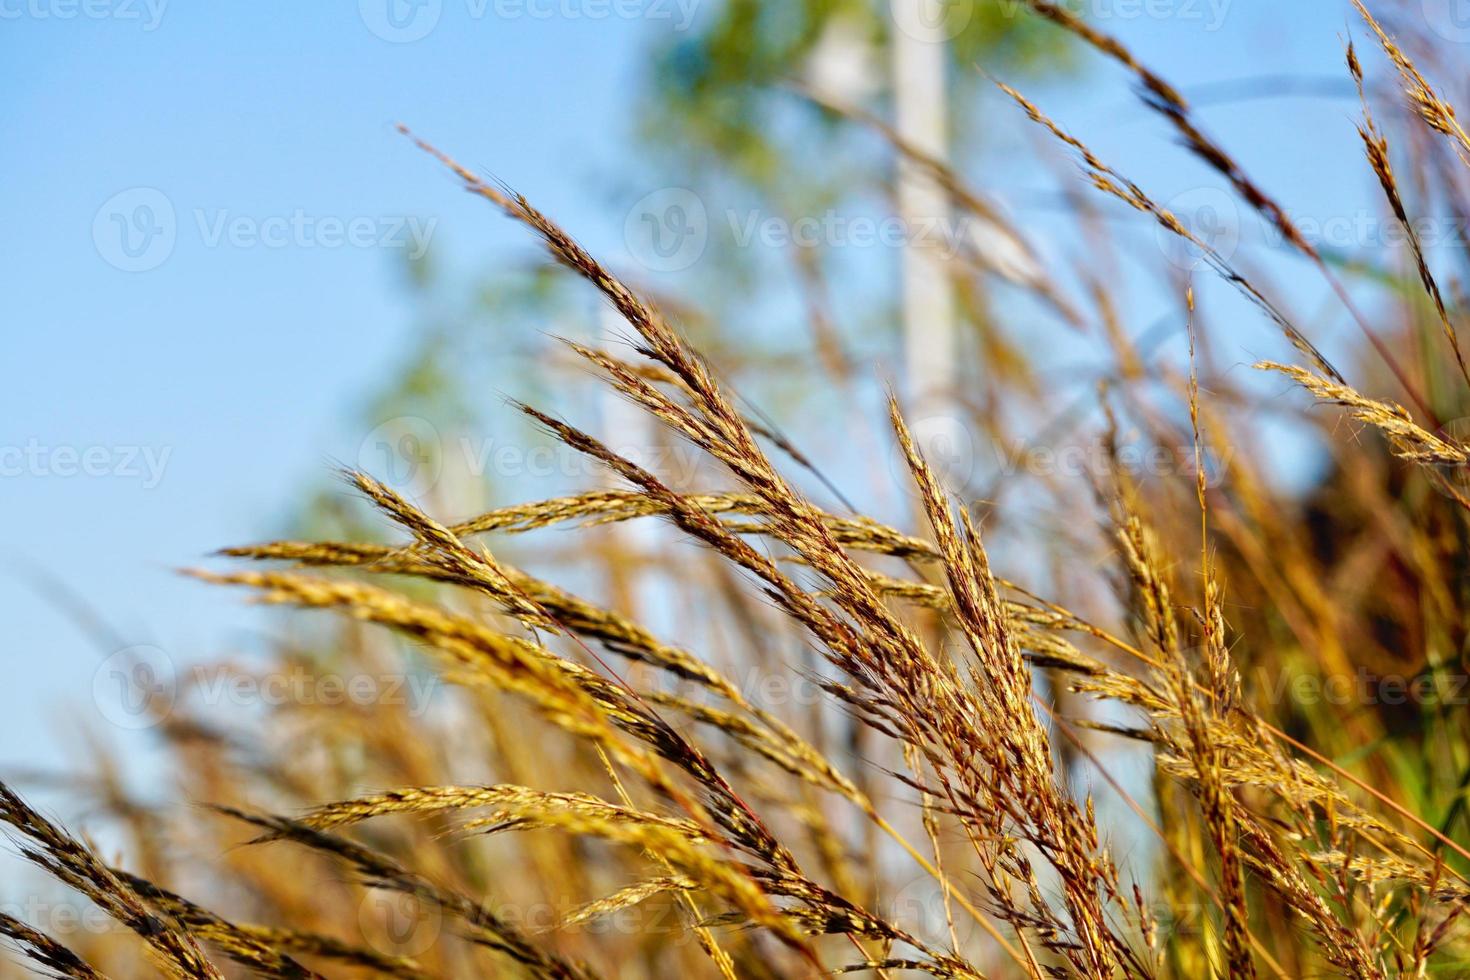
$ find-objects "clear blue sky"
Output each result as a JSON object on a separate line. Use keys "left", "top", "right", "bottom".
{"left": 2, "top": 3, "right": 653, "bottom": 778}
{"left": 0, "top": 1, "right": 1423, "bottom": 788}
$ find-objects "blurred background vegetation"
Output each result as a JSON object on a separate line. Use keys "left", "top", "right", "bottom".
{"left": 7, "top": 1, "right": 1470, "bottom": 976}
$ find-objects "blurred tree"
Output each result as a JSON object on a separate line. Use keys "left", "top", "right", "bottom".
{"left": 638, "top": 0, "right": 1074, "bottom": 411}
{"left": 642, "top": 0, "right": 1069, "bottom": 185}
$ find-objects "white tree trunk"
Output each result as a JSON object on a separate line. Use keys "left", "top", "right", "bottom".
{"left": 891, "top": 0, "right": 954, "bottom": 417}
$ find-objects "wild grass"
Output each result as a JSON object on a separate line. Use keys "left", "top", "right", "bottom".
{"left": 5, "top": 3, "right": 1470, "bottom": 977}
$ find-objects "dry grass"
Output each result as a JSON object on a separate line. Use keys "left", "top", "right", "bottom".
{"left": 5, "top": 3, "right": 1470, "bottom": 978}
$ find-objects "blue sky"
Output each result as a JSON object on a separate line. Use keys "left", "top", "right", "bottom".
{"left": 2, "top": 3, "right": 653, "bottom": 774}
{"left": 0, "top": 1, "right": 1437, "bottom": 793}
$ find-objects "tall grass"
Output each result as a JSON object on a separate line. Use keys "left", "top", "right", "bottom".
{"left": 5, "top": 3, "right": 1470, "bottom": 977}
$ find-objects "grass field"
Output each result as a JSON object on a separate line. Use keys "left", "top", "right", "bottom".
{"left": 5, "top": 2, "right": 1470, "bottom": 976}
